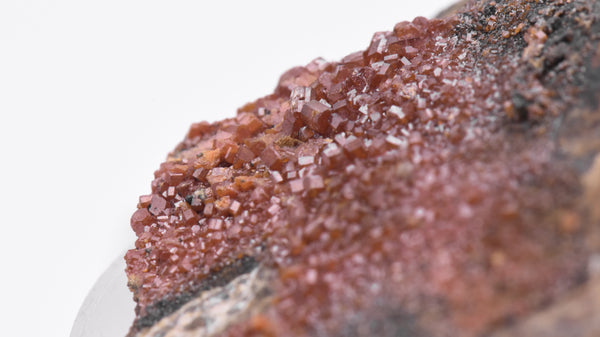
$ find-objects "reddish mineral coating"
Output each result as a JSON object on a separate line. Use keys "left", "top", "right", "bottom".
{"left": 126, "top": 0, "right": 600, "bottom": 336}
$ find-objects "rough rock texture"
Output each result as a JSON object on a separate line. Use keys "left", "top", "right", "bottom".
{"left": 138, "top": 266, "right": 275, "bottom": 337}
{"left": 125, "top": 0, "right": 600, "bottom": 336}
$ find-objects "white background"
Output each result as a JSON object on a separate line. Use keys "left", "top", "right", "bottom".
{"left": 0, "top": 1, "right": 451, "bottom": 336}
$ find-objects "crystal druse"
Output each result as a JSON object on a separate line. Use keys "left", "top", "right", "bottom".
{"left": 126, "top": 1, "right": 600, "bottom": 336}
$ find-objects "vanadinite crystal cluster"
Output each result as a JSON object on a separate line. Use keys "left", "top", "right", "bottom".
{"left": 125, "top": 1, "right": 600, "bottom": 336}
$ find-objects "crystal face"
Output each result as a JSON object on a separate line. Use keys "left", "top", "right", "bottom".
{"left": 125, "top": 1, "right": 600, "bottom": 336}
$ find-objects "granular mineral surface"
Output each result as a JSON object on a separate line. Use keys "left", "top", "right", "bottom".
{"left": 125, "top": 0, "right": 600, "bottom": 336}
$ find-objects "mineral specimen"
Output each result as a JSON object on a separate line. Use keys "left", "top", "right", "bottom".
{"left": 125, "top": 0, "right": 600, "bottom": 336}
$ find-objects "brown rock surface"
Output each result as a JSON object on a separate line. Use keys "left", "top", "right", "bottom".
{"left": 125, "top": 0, "right": 600, "bottom": 336}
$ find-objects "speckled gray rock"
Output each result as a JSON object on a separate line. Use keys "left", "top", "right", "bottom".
{"left": 138, "top": 266, "right": 273, "bottom": 337}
